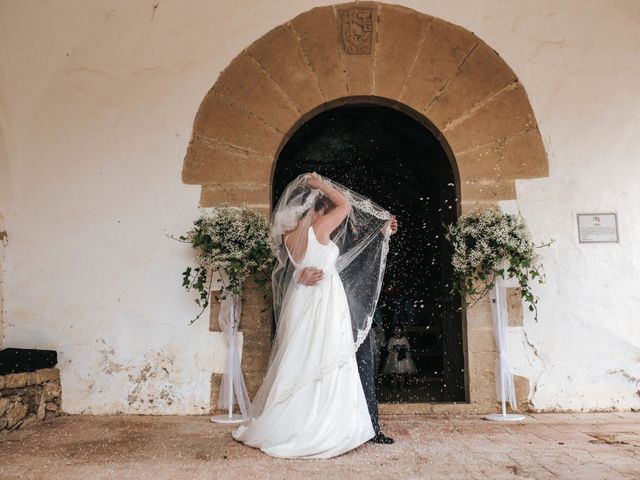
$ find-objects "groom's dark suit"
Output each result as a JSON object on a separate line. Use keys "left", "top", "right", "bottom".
{"left": 355, "top": 326, "right": 382, "bottom": 433}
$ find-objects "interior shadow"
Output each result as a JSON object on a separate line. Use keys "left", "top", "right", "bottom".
{"left": 273, "top": 103, "right": 465, "bottom": 403}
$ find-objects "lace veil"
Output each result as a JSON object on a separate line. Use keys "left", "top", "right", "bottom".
{"left": 246, "top": 172, "right": 392, "bottom": 418}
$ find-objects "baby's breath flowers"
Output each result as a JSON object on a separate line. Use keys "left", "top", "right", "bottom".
{"left": 177, "top": 205, "right": 275, "bottom": 324}
{"left": 446, "top": 207, "right": 551, "bottom": 320}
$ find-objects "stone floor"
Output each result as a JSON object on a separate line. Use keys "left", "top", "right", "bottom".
{"left": 0, "top": 413, "right": 638, "bottom": 479}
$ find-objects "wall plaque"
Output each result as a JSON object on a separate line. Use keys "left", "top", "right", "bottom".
{"left": 577, "top": 213, "right": 619, "bottom": 243}
{"left": 339, "top": 8, "right": 375, "bottom": 54}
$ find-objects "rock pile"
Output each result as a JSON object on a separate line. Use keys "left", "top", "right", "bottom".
{"left": 0, "top": 368, "right": 61, "bottom": 432}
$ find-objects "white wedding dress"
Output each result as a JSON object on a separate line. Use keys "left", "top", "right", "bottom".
{"left": 232, "top": 225, "right": 375, "bottom": 458}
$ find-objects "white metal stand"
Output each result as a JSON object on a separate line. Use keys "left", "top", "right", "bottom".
{"left": 210, "top": 362, "right": 245, "bottom": 424}
{"left": 209, "top": 290, "right": 249, "bottom": 425}
{"left": 483, "top": 382, "right": 527, "bottom": 423}
{"left": 484, "top": 278, "right": 526, "bottom": 422}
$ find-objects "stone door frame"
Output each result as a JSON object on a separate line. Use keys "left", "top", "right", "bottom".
{"left": 183, "top": 2, "right": 548, "bottom": 414}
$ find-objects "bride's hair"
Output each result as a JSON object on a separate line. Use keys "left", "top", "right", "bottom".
{"left": 301, "top": 190, "right": 333, "bottom": 215}
{"left": 313, "top": 194, "right": 333, "bottom": 213}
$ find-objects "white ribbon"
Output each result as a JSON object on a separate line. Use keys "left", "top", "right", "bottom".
{"left": 216, "top": 292, "right": 251, "bottom": 418}
{"left": 489, "top": 275, "right": 518, "bottom": 411}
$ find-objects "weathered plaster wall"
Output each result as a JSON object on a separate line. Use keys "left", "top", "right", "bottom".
{"left": 0, "top": 211, "right": 5, "bottom": 348}
{"left": 0, "top": 0, "right": 638, "bottom": 413}
{"left": 0, "top": 222, "right": 5, "bottom": 348}
{"left": 0, "top": 98, "right": 10, "bottom": 348}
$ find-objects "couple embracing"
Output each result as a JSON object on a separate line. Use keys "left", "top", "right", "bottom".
{"left": 232, "top": 172, "right": 398, "bottom": 459}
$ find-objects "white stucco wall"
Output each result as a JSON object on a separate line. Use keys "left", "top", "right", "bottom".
{"left": 0, "top": 0, "right": 638, "bottom": 413}
{"left": 0, "top": 82, "right": 11, "bottom": 348}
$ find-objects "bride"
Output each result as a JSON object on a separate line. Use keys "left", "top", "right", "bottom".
{"left": 232, "top": 172, "right": 393, "bottom": 459}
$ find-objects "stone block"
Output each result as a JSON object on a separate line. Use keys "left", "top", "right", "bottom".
{"left": 5, "top": 401, "right": 27, "bottom": 429}
{"left": 208, "top": 291, "right": 223, "bottom": 332}
{"left": 507, "top": 288, "right": 524, "bottom": 327}
{"left": 337, "top": 2, "right": 378, "bottom": 55}
{"left": 468, "top": 325, "right": 496, "bottom": 353}
{"left": 199, "top": 183, "right": 270, "bottom": 206}
{"left": 240, "top": 301, "right": 272, "bottom": 332}
{"left": 4, "top": 372, "right": 33, "bottom": 389}
{"left": 291, "top": 6, "right": 348, "bottom": 100}
{"left": 500, "top": 129, "right": 548, "bottom": 178}
{"left": 209, "top": 291, "right": 272, "bottom": 333}
{"left": 44, "top": 408, "right": 59, "bottom": 420}
{"left": 467, "top": 349, "right": 497, "bottom": 373}
{"left": 210, "top": 370, "right": 264, "bottom": 413}
{"left": 248, "top": 24, "right": 324, "bottom": 113}
{"left": 446, "top": 83, "right": 537, "bottom": 153}
{"left": 336, "top": 3, "right": 378, "bottom": 95}
{"left": 243, "top": 371, "right": 266, "bottom": 400}
{"left": 465, "top": 295, "right": 493, "bottom": 329}
{"left": 426, "top": 41, "right": 517, "bottom": 128}
{"left": 44, "top": 381, "right": 62, "bottom": 400}
{"left": 468, "top": 382, "right": 497, "bottom": 405}
{"left": 468, "top": 365, "right": 496, "bottom": 392}
{"left": 456, "top": 129, "right": 548, "bottom": 181}
{"left": 342, "top": 49, "right": 375, "bottom": 96}
{"left": 240, "top": 278, "right": 271, "bottom": 308}
{"left": 192, "top": 93, "right": 281, "bottom": 157}
{"left": 514, "top": 374, "right": 531, "bottom": 410}
{"left": 401, "top": 18, "right": 477, "bottom": 111}
{"left": 35, "top": 368, "right": 59, "bottom": 383}
{"left": 37, "top": 400, "right": 46, "bottom": 420}
{"left": 240, "top": 330, "right": 272, "bottom": 373}
{"left": 460, "top": 201, "right": 499, "bottom": 215}
{"left": 183, "top": 141, "right": 238, "bottom": 185}
{"left": 374, "top": 5, "right": 431, "bottom": 99}
{"left": 460, "top": 180, "right": 516, "bottom": 202}
{"left": 379, "top": 402, "right": 491, "bottom": 415}
{"left": 0, "top": 397, "right": 9, "bottom": 416}
{"left": 209, "top": 372, "right": 223, "bottom": 413}
{"left": 239, "top": 290, "right": 270, "bottom": 312}
{"left": 212, "top": 53, "right": 300, "bottom": 133}
{"left": 183, "top": 142, "right": 271, "bottom": 187}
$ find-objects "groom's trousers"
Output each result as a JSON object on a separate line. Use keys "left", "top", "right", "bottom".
{"left": 356, "top": 331, "right": 380, "bottom": 433}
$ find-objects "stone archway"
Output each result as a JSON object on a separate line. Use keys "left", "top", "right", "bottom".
{"left": 183, "top": 2, "right": 548, "bottom": 414}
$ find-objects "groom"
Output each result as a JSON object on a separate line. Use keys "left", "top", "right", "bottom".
{"left": 297, "top": 215, "right": 398, "bottom": 444}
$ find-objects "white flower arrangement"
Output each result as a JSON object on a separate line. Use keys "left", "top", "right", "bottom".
{"left": 178, "top": 205, "right": 275, "bottom": 324}
{"left": 445, "top": 207, "right": 550, "bottom": 320}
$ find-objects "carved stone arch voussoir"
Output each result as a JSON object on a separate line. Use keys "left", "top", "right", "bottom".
{"left": 183, "top": 2, "right": 548, "bottom": 209}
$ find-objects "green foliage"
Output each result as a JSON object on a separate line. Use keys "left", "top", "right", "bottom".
{"left": 179, "top": 205, "right": 276, "bottom": 324}
{"left": 445, "top": 207, "right": 552, "bottom": 321}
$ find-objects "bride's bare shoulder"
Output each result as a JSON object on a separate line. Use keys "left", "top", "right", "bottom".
{"left": 284, "top": 226, "right": 309, "bottom": 249}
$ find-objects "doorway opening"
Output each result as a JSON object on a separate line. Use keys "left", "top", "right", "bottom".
{"left": 273, "top": 103, "right": 465, "bottom": 402}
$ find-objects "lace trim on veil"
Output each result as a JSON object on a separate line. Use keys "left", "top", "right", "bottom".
{"left": 344, "top": 191, "right": 391, "bottom": 220}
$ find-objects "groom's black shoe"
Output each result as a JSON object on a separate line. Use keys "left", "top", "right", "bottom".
{"left": 370, "top": 432, "right": 395, "bottom": 444}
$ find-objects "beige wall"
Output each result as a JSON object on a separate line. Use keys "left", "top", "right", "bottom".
{"left": 0, "top": 111, "right": 10, "bottom": 349}
{"left": 0, "top": 212, "right": 5, "bottom": 348}
{"left": 0, "top": 0, "right": 639, "bottom": 413}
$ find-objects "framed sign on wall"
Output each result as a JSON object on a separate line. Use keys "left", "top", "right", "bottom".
{"left": 577, "top": 213, "right": 619, "bottom": 243}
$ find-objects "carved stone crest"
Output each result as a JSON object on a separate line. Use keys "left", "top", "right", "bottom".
{"left": 339, "top": 8, "right": 375, "bottom": 55}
